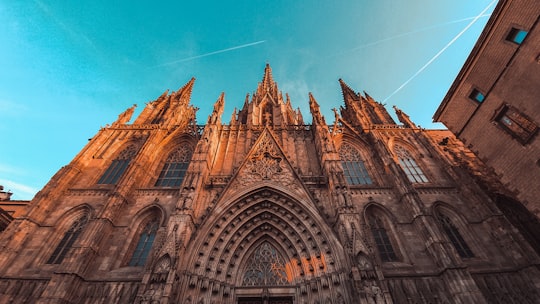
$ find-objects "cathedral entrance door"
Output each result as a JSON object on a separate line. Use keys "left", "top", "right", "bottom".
{"left": 237, "top": 296, "right": 293, "bottom": 304}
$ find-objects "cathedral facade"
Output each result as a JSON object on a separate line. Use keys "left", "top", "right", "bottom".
{"left": 0, "top": 65, "right": 539, "bottom": 303}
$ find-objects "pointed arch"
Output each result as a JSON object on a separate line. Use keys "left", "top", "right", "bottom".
{"left": 393, "top": 144, "right": 428, "bottom": 183}
{"left": 184, "top": 187, "right": 347, "bottom": 289}
{"left": 433, "top": 204, "right": 474, "bottom": 259}
{"left": 240, "top": 239, "right": 290, "bottom": 286}
{"left": 98, "top": 143, "right": 141, "bottom": 184}
{"left": 46, "top": 205, "right": 93, "bottom": 264}
{"left": 155, "top": 145, "right": 193, "bottom": 187}
{"left": 364, "top": 204, "right": 400, "bottom": 263}
{"left": 123, "top": 205, "right": 165, "bottom": 267}
{"left": 338, "top": 142, "right": 373, "bottom": 185}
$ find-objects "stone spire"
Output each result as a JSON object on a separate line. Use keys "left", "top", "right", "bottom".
{"left": 393, "top": 105, "right": 417, "bottom": 128}
{"left": 236, "top": 64, "right": 303, "bottom": 127}
{"left": 338, "top": 79, "right": 396, "bottom": 129}
{"left": 208, "top": 93, "right": 225, "bottom": 125}
{"left": 133, "top": 78, "right": 197, "bottom": 127}
{"left": 112, "top": 104, "right": 137, "bottom": 126}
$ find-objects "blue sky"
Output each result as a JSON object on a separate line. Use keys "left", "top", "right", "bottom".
{"left": 0, "top": 0, "right": 496, "bottom": 200}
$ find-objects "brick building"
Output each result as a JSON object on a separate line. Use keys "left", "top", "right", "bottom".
{"left": 434, "top": 0, "right": 539, "bottom": 226}
{"left": 0, "top": 65, "right": 539, "bottom": 303}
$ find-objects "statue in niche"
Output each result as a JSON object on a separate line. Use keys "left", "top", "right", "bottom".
{"left": 336, "top": 293, "right": 345, "bottom": 304}
{"left": 335, "top": 187, "right": 352, "bottom": 208}
{"left": 140, "top": 283, "right": 160, "bottom": 304}
{"left": 356, "top": 252, "right": 376, "bottom": 279}
{"left": 263, "top": 111, "right": 272, "bottom": 126}
{"left": 363, "top": 281, "right": 385, "bottom": 304}
{"left": 180, "top": 189, "right": 195, "bottom": 210}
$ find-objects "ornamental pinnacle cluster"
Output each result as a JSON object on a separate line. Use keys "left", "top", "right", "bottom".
{"left": 0, "top": 64, "right": 538, "bottom": 303}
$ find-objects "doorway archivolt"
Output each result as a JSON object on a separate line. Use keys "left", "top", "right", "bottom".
{"left": 183, "top": 187, "right": 347, "bottom": 300}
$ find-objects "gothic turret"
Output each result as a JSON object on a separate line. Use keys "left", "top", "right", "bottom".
{"left": 338, "top": 79, "right": 396, "bottom": 129}
{"left": 208, "top": 93, "right": 225, "bottom": 125}
{"left": 133, "top": 78, "right": 198, "bottom": 127}
{"left": 393, "top": 105, "right": 417, "bottom": 128}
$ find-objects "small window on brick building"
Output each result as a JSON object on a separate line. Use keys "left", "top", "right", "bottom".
{"left": 494, "top": 105, "right": 538, "bottom": 144}
{"left": 469, "top": 89, "right": 485, "bottom": 103}
{"left": 507, "top": 28, "right": 528, "bottom": 44}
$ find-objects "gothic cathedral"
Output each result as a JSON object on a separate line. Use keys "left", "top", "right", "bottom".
{"left": 1, "top": 65, "right": 539, "bottom": 303}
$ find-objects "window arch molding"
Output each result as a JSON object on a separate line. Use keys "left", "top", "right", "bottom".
{"left": 97, "top": 141, "right": 143, "bottom": 185}
{"left": 337, "top": 140, "right": 377, "bottom": 185}
{"left": 388, "top": 138, "right": 430, "bottom": 183}
{"left": 432, "top": 202, "right": 479, "bottom": 260}
{"left": 150, "top": 136, "right": 196, "bottom": 187}
{"left": 119, "top": 205, "right": 165, "bottom": 268}
{"left": 363, "top": 203, "right": 408, "bottom": 264}
{"left": 42, "top": 204, "right": 94, "bottom": 265}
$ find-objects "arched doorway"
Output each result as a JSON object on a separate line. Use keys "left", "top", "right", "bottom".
{"left": 181, "top": 187, "right": 349, "bottom": 303}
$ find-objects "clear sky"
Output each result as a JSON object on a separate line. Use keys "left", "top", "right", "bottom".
{"left": 0, "top": 0, "right": 496, "bottom": 200}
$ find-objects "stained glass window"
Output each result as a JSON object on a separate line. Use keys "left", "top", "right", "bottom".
{"left": 339, "top": 143, "right": 372, "bottom": 185}
{"left": 155, "top": 146, "right": 193, "bottom": 187}
{"left": 438, "top": 213, "right": 474, "bottom": 258}
{"left": 98, "top": 144, "right": 139, "bottom": 184}
{"left": 368, "top": 214, "right": 398, "bottom": 262}
{"left": 129, "top": 220, "right": 159, "bottom": 266}
{"left": 47, "top": 214, "right": 89, "bottom": 264}
{"left": 242, "top": 242, "right": 289, "bottom": 286}
{"left": 395, "top": 145, "right": 428, "bottom": 183}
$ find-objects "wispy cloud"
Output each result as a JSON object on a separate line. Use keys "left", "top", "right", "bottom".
{"left": 0, "top": 179, "right": 38, "bottom": 199}
{"left": 343, "top": 14, "right": 492, "bottom": 53}
{"left": 0, "top": 99, "right": 28, "bottom": 115}
{"left": 33, "top": 0, "right": 97, "bottom": 51}
{"left": 0, "top": 163, "right": 24, "bottom": 175}
{"left": 383, "top": 0, "right": 497, "bottom": 103}
{"left": 154, "top": 40, "right": 266, "bottom": 67}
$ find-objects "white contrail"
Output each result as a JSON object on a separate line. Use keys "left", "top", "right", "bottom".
{"left": 383, "top": 0, "right": 497, "bottom": 103}
{"left": 348, "top": 14, "right": 491, "bottom": 52}
{"left": 155, "top": 40, "right": 266, "bottom": 67}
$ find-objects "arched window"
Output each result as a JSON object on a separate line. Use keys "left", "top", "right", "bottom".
{"left": 155, "top": 146, "right": 193, "bottom": 187}
{"left": 129, "top": 219, "right": 159, "bottom": 266}
{"left": 339, "top": 143, "right": 372, "bottom": 185}
{"left": 242, "top": 242, "right": 289, "bottom": 286}
{"left": 367, "top": 213, "right": 398, "bottom": 262}
{"left": 47, "top": 214, "right": 89, "bottom": 264}
{"left": 394, "top": 145, "right": 428, "bottom": 183}
{"left": 437, "top": 212, "right": 474, "bottom": 258}
{"left": 98, "top": 144, "right": 139, "bottom": 184}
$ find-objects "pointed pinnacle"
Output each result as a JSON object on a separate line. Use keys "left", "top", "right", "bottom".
{"left": 338, "top": 78, "right": 359, "bottom": 104}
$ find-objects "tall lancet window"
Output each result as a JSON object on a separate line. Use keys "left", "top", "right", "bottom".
{"left": 242, "top": 242, "right": 289, "bottom": 286}
{"left": 129, "top": 219, "right": 159, "bottom": 266}
{"left": 394, "top": 145, "right": 428, "bottom": 183}
{"left": 155, "top": 146, "right": 193, "bottom": 187}
{"left": 47, "top": 214, "right": 89, "bottom": 264}
{"left": 98, "top": 144, "right": 139, "bottom": 185}
{"left": 437, "top": 212, "right": 474, "bottom": 258}
{"left": 367, "top": 213, "right": 398, "bottom": 262}
{"left": 339, "top": 143, "right": 373, "bottom": 185}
